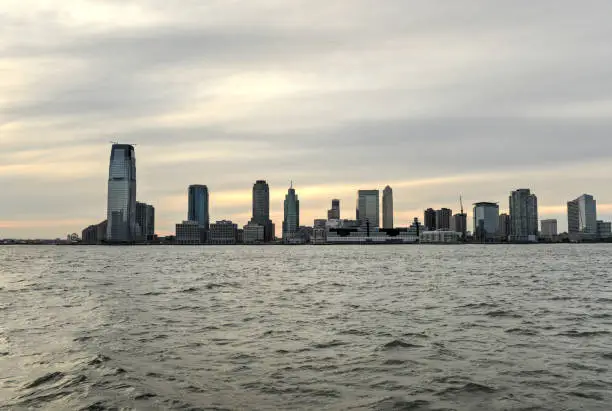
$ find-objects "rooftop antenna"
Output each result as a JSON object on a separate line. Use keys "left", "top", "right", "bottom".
{"left": 290, "top": 180, "right": 293, "bottom": 189}
{"left": 459, "top": 194, "right": 466, "bottom": 242}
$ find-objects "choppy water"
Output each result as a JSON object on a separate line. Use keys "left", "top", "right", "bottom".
{"left": 1, "top": 245, "right": 611, "bottom": 410}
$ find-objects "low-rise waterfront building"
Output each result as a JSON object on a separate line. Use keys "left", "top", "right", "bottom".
{"left": 597, "top": 220, "right": 612, "bottom": 240}
{"left": 175, "top": 220, "right": 202, "bottom": 245}
{"left": 243, "top": 222, "right": 265, "bottom": 244}
{"left": 420, "top": 230, "right": 462, "bottom": 243}
{"left": 208, "top": 220, "right": 238, "bottom": 244}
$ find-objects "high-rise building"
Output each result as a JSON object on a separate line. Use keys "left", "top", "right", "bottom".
{"left": 327, "top": 199, "right": 340, "bottom": 220}
{"left": 283, "top": 183, "right": 300, "bottom": 240}
{"left": 106, "top": 144, "right": 137, "bottom": 243}
{"left": 251, "top": 180, "right": 274, "bottom": 242}
{"left": 473, "top": 202, "right": 499, "bottom": 242}
{"left": 498, "top": 213, "right": 511, "bottom": 240}
{"left": 135, "top": 202, "right": 155, "bottom": 242}
{"left": 188, "top": 185, "right": 209, "bottom": 242}
{"left": 451, "top": 213, "right": 467, "bottom": 237}
{"left": 541, "top": 219, "right": 558, "bottom": 240}
{"left": 435, "top": 208, "right": 452, "bottom": 230}
{"left": 382, "top": 186, "right": 393, "bottom": 229}
{"left": 509, "top": 189, "right": 538, "bottom": 242}
{"left": 424, "top": 208, "right": 436, "bottom": 231}
{"left": 567, "top": 194, "right": 597, "bottom": 240}
{"left": 357, "top": 190, "right": 380, "bottom": 229}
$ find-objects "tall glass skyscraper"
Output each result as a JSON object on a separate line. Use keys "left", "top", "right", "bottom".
{"left": 473, "top": 202, "right": 499, "bottom": 242}
{"left": 509, "top": 188, "right": 538, "bottom": 243}
{"left": 188, "top": 185, "right": 210, "bottom": 228}
{"left": 283, "top": 183, "right": 300, "bottom": 240}
{"left": 106, "top": 144, "right": 137, "bottom": 243}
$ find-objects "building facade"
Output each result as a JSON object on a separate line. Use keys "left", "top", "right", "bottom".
{"left": 209, "top": 220, "right": 238, "bottom": 244}
{"left": 175, "top": 220, "right": 202, "bottom": 245}
{"left": 451, "top": 213, "right": 467, "bottom": 238}
{"left": 435, "top": 208, "right": 452, "bottom": 230}
{"left": 424, "top": 208, "right": 436, "bottom": 231}
{"left": 106, "top": 144, "right": 137, "bottom": 243}
{"left": 509, "top": 189, "right": 538, "bottom": 242}
{"left": 567, "top": 194, "right": 597, "bottom": 240}
{"left": 82, "top": 220, "right": 108, "bottom": 244}
{"left": 327, "top": 199, "right": 340, "bottom": 220}
{"left": 135, "top": 202, "right": 155, "bottom": 242}
{"left": 597, "top": 220, "right": 612, "bottom": 240}
{"left": 188, "top": 184, "right": 209, "bottom": 242}
{"left": 251, "top": 180, "right": 274, "bottom": 242}
{"left": 541, "top": 219, "right": 558, "bottom": 240}
{"left": 357, "top": 190, "right": 380, "bottom": 229}
{"left": 498, "top": 213, "right": 511, "bottom": 240}
{"left": 473, "top": 202, "right": 499, "bottom": 242}
{"left": 282, "top": 184, "right": 300, "bottom": 241}
{"left": 382, "top": 186, "right": 393, "bottom": 229}
{"left": 243, "top": 222, "right": 265, "bottom": 244}
{"left": 420, "top": 230, "right": 461, "bottom": 243}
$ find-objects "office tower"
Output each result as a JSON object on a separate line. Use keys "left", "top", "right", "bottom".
{"left": 327, "top": 199, "right": 340, "bottom": 220}
{"left": 357, "top": 190, "right": 380, "bottom": 229}
{"left": 498, "top": 213, "right": 511, "bottom": 240}
{"left": 106, "top": 144, "right": 137, "bottom": 243}
{"left": 188, "top": 185, "right": 209, "bottom": 243}
{"left": 209, "top": 220, "right": 238, "bottom": 245}
{"left": 451, "top": 213, "right": 467, "bottom": 236}
{"left": 424, "top": 208, "right": 436, "bottom": 231}
{"left": 251, "top": 180, "right": 274, "bottom": 242}
{"left": 509, "top": 189, "right": 538, "bottom": 242}
{"left": 283, "top": 183, "right": 300, "bottom": 240}
{"left": 135, "top": 202, "right": 154, "bottom": 241}
{"left": 435, "top": 208, "right": 452, "bottom": 230}
{"left": 541, "top": 219, "right": 558, "bottom": 240}
{"left": 567, "top": 194, "right": 597, "bottom": 240}
{"left": 473, "top": 202, "right": 500, "bottom": 242}
{"left": 382, "top": 186, "right": 393, "bottom": 229}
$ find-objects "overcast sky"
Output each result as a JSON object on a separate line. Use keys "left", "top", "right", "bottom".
{"left": 1, "top": 0, "right": 611, "bottom": 238}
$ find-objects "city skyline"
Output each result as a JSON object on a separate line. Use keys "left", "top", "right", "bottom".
{"left": 2, "top": 1, "right": 612, "bottom": 238}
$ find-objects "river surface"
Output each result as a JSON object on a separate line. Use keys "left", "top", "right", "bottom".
{"left": 0, "top": 245, "right": 611, "bottom": 410}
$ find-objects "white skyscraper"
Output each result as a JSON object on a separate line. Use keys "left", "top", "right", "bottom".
{"left": 382, "top": 186, "right": 393, "bottom": 229}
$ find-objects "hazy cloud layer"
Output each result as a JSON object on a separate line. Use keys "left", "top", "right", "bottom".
{"left": 1, "top": 0, "right": 611, "bottom": 237}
